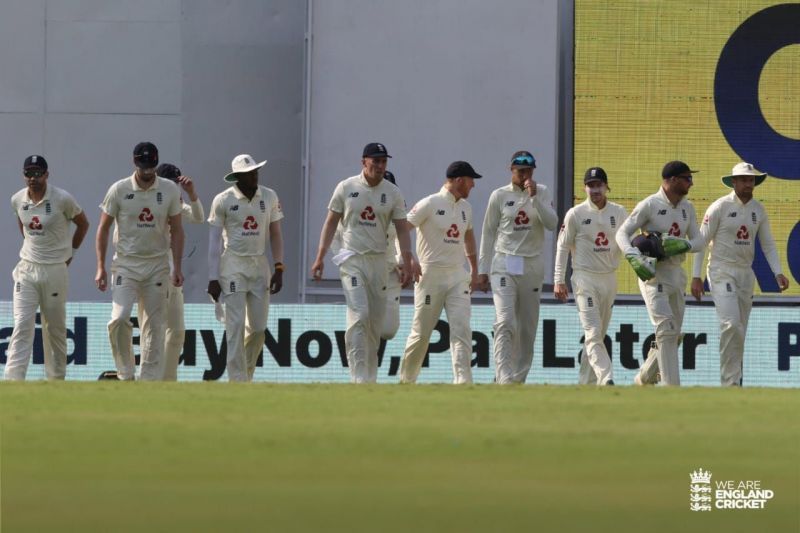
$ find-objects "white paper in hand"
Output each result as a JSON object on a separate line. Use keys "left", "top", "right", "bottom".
{"left": 505, "top": 254, "right": 525, "bottom": 276}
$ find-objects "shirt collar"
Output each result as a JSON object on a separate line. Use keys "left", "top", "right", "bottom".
{"left": 439, "top": 186, "right": 459, "bottom": 203}
{"left": 129, "top": 173, "right": 160, "bottom": 192}
{"left": 583, "top": 197, "right": 606, "bottom": 212}
{"left": 657, "top": 186, "right": 682, "bottom": 207}
{"left": 27, "top": 185, "right": 51, "bottom": 205}
{"left": 232, "top": 184, "right": 262, "bottom": 200}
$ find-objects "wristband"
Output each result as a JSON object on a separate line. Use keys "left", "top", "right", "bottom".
{"left": 274, "top": 262, "right": 285, "bottom": 273}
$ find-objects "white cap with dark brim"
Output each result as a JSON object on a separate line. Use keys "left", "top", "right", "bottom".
{"left": 721, "top": 162, "right": 766, "bottom": 188}
{"left": 224, "top": 154, "right": 266, "bottom": 182}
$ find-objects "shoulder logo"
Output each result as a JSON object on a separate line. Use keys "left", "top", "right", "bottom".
{"left": 436, "top": 209, "right": 446, "bottom": 216}
{"left": 581, "top": 218, "right": 592, "bottom": 225}
{"left": 125, "top": 193, "right": 135, "bottom": 200}
{"left": 348, "top": 192, "right": 359, "bottom": 198}
{"left": 728, "top": 211, "right": 737, "bottom": 218}
{"left": 505, "top": 200, "right": 515, "bottom": 207}
{"left": 657, "top": 209, "right": 667, "bottom": 216}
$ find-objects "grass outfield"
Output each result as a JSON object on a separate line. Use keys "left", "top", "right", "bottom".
{"left": 1, "top": 383, "right": 798, "bottom": 532}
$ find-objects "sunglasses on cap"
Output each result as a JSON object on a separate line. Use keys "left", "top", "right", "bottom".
{"left": 511, "top": 155, "right": 536, "bottom": 167}
{"left": 24, "top": 168, "right": 45, "bottom": 178}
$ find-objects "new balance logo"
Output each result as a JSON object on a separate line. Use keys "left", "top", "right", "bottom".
{"left": 436, "top": 209, "right": 446, "bottom": 216}
{"left": 505, "top": 201, "right": 515, "bottom": 207}
{"left": 727, "top": 212, "right": 737, "bottom": 218}
{"left": 230, "top": 205, "right": 239, "bottom": 211}
{"left": 348, "top": 192, "right": 359, "bottom": 198}
{"left": 581, "top": 218, "right": 592, "bottom": 225}
{"left": 124, "top": 194, "right": 135, "bottom": 200}
{"left": 657, "top": 209, "right": 667, "bottom": 215}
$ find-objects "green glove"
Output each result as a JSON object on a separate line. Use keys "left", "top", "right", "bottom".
{"left": 662, "top": 236, "right": 691, "bottom": 257}
{"left": 626, "top": 253, "right": 656, "bottom": 281}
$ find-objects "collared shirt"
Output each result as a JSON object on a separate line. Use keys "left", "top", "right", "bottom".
{"left": 100, "top": 175, "right": 182, "bottom": 260}
{"left": 478, "top": 183, "right": 558, "bottom": 274}
{"left": 554, "top": 198, "right": 628, "bottom": 283}
{"left": 208, "top": 184, "right": 283, "bottom": 257}
{"left": 407, "top": 187, "right": 472, "bottom": 268}
{"left": 12, "top": 185, "right": 82, "bottom": 264}
{"left": 328, "top": 173, "right": 407, "bottom": 255}
{"left": 692, "top": 191, "right": 782, "bottom": 277}
{"left": 616, "top": 187, "right": 703, "bottom": 268}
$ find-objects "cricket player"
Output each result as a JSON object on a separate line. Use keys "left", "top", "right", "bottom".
{"left": 155, "top": 163, "right": 205, "bottom": 381}
{"left": 329, "top": 171, "right": 407, "bottom": 341}
{"left": 554, "top": 167, "right": 627, "bottom": 386}
{"left": 616, "top": 160, "right": 705, "bottom": 386}
{"left": 4, "top": 155, "right": 89, "bottom": 380}
{"left": 311, "top": 143, "right": 414, "bottom": 384}
{"left": 207, "top": 154, "right": 284, "bottom": 382}
{"left": 96, "top": 142, "right": 185, "bottom": 381}
{"left": 399, "top": 161, "right": 481, "bottom": 384}
{"left": 477, "top": 151, "right": 558, "bottom": 384}
{"left": 690, "top": 162, "right": 790, "bottom": 386}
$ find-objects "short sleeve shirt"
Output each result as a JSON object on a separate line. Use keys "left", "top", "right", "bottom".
{"left": 208, "top": 185, "right": 283, "bottom": 256}
{"left": 12, "top": 185, "right": 83, "bottom": 264}
{"left": 407, "top": 187, "right": 472, "bottom": 268}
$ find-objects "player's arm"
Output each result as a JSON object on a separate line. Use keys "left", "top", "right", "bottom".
{"left": 464, "top": 228, "right": 479, "bottom": 292}
{"left": 616, "top": 203, "right": 655, "bottom": 281}
{"left": 311, "top": 209, "right": 343, "bottom": 281}
{"left": 207, "top": 224, "right": 223, "bottom": 301}
{"left": 95, "top": 212, "right": 114, "bottom": 291}
{"left": 168, "top": 213, "right": 184, "bottom": 287}
{"left": 553, "top": 211, "right": 576, "bottom": 302}
{"left": 690, "top": 205, "right": 717, "bottom": 301}
{"left": 16, "top": 217, "right": 23, "bottom": 237}
{"left": 532, "top": 185, "right": 558, "bottom": 231}
{"left": 67, "top": 211, "right": 90, "bottom": 266}
{"left": 269, "top": 220, "right": 284, "bottom": 294}
{"left": 393, "top": 218, "right": 417, "bottom": 285}
{"left": 478, "top": 191, "right": 500, "bottom": 291}
{"left": 757, "top": 213, "right": 790, "bottom": 291}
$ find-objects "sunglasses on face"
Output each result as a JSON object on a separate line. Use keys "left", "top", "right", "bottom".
{"left": 675, "top": 174, "right": 693, "bottom": 182}
{"left": 512, "top": 155, "right": 536, "bottom": 167}
{"left": 24, "top": 169, "right": 45, "bottom": 178}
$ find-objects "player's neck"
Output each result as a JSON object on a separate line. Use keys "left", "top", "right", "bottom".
{"left": 236, "top": 183, "right": 257, "bottom": 200}
{"left": 591, "top": 197, "right": 607, "bottom": 209}
{"left": 134, "top": 173, "right": 156, "bottom": 190}
{"left": 27, "top": 184, "right": 46, "bottom": 203}
{"left": 363, "top": 172, "right": 382, "bottom": 187}
{"left": 444, "top": 182, "right": 463, "bottom": 201}
{"left": 662, "top": 185, "right": 683, "bottom": 206}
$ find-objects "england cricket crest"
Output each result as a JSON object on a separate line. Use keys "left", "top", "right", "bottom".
{"left": 689, "top": 469, "right": 712, "bottom": 512}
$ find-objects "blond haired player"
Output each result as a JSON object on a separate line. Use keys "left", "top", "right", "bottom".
{"left": 478, "top": 151, "right": 558, "bottom": 384}
{"left": 690, "top": 162, "right": 790, "bottom": 386}
{"left": 616, "top": 161, "right": 704, "bottom": 386}
{"left": 554, "top": 167, "right": 627, "bottom": 386}
{"left": 207, "top": 154, "right": 284, "bottom": 382}
{"left": 311, "top": 143, "right": 414, "bottom": 384}
{"left": 96, "top": 142, "right": 184, "bottom": 381}
{"left": 155, "top": 163, "right": 205, "bottom": 381}
{"left": 399, "top": 161, "right": 481, "bottom": 384}
{"left": 4, "top": 155, "right": 89, "bottom": 380}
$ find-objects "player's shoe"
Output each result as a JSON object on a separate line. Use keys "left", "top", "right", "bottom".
{"left": 633, "top": 373, "right": 644, "bottom": 386}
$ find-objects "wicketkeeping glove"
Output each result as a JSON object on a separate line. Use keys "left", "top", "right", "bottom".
{"left": 662, "top": 236, "right": 692, "bottom": 257}
{"left": 626, "top": 253, "right": 656, "bottom": 281}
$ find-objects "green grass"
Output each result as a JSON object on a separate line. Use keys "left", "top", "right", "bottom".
{"left": 1, "top": 383, "right": 799, "bottom": 532}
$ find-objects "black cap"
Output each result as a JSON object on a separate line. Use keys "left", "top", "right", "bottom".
{"left": 510, "top": 150, "right": 536, "bottom": 168}
{"left": 584, "top": 167, "right": 608, "bottom": 184}
{"left": 362, "top": 142, "right": 392, "bottom": 159}
{"left": 133, "top": 142, "right": 159, "bottom": 169}
{"left": 383, "top": 170, "right": 397, "bottom": 185}
{"left": 661, "top": 160, "right": 698, "bottom": 179}
{"left": 446, "top": 161, "right": 482, "bottom": 179}
{"left": 156, "top": 163, "right": 181, "bottom": 182}
{"left": 24, "top": 155, "right": 48, "bottom": 171}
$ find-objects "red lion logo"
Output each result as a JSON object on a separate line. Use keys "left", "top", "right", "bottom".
{"left": 668, "top": 222, "right": 681, "bottom": 237}
{"left": 360, "top": 206, "right": 376, "bottom": 221}
{"left": 594, "top": 232, "right": 609, "bottom": 246}
{"left": 515, "top": 210, "right": 529, "bottom": 225}
{"left": 138, "top": 208, "right": 154, "bottom": 222}
{"left": 446, "top": 224, "right": 460, "bottom": 238}
{"left": 736, "top": 225, "right": 749, "bottom": 240}
{"left": 28, "top": 216, "right": 43, "bottom": 230}
{"left": 243, "top": 216, "right": 258, "bottom": 230}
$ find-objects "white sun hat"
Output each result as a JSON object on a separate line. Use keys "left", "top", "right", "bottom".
{"left": 224, "top": 154, "right": 266, "bottom": 182}
{"left": 721, "top": 162, "right": 766, "bottom": 188}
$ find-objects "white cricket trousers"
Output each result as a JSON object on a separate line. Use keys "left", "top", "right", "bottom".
{"left": 399, "top": 265, "right": 472, "bottom": 384}
{"left": 636, "top": 265, "right": 686, "bottom": 386}
{"left": 491, "top": 254, "right": 544, "bottom": 384}
{"left": 708, "top": 264, "right": 754, "bottom": 386}
{"left": 382, "top": 265, "right": 402, "bottom": 340}
{"left": 109, "top": 265, "right": 169, "bottom": 381}
{"left": 4, "top": 260, "right": 69, "bottom": 380}
{"left": 573, "top": 270, "right": 616, "bottom": 385}
{"left": 220, "top": 254, "right": 270, "bottom": 382}
{"left": 339, "top": 254, "right": 387, "bottom": 383}
{"left": 162, "top": 284, "right": 185, "bottom": 381}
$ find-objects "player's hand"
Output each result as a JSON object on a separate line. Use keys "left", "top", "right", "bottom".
{"left": 207, "top": 280, "right": 222, "bottom": 302}
{"left": 469, "top": 272, "right": 480, "bottom": 294}
{"left": 172, "top": 270, "right": 184, "bottom": 287}
{"left": 626, "top": 253, "right": 656, "bottom": 281}
{"left": 66, "top": 257, "right": 73, "bottom": 267}
{"left": 776, "top": 274, "right": 790, "bottom": 292}
{"left": 270, "top": 270, "right": 283, "bottom": 294}
{"left": 310, "top": 258, "right": 324, "bottom": 281}
{"left": 95, "top": 267, "right": 108, "bottom": 291}
{"left": 477, "top": 274, "right": 490, "bottom": 292}
{"left": 690, "top": 277, "right": 705, "bottom": 302}
{"left": 554, "top": 283, "right": 569, "bottom": 302}
{"left": 662, "top": 236, "right": 691, "bottom": 257}
{"left": 412, "top": 260, "right": 422, "bottom": 283}
{"left": 396, "top": 265, "right": 411, "bottom": 289}
{"left": 177, "top": 176, "right": 197, "bottom": 200}
{"left": 524, "top": 178, "right": 538, "bottom": 197}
